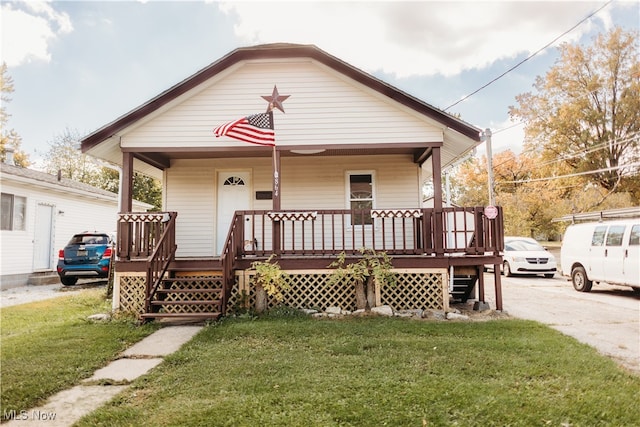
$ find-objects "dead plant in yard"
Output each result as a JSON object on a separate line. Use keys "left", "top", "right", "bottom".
{"left": 328, "top": 248, "right": 395, "bottom": 311}
{"left": 249, "top": 254, "right": 290, "bottom": 313}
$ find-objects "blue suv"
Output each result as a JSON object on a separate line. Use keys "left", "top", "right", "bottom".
{"left": 57, "top": 232, "right": 114, "bottom": 286}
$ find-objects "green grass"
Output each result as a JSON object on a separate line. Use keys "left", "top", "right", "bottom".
{"left": 1, "top": 289, "right": 159, "bottom": 412}
{"left": 78, "top": 312, "right": 640, "bottom": 427}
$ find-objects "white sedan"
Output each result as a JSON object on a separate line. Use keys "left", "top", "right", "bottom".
{"left": 501, "top": 237, "right": 557, "bottom": 278}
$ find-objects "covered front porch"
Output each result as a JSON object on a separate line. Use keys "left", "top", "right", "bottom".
{"left": 113, "top": 205, "right": 504, "bottom": 321}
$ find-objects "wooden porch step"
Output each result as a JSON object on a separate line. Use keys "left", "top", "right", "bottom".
{"left": 140, "top": 312, "right": 221, "bottom": 320}
{"left": 150, "top": 300, "right": 221, "bottom": 306}
{"left": 155, "top": 288, "right": 222, "bottom": 294}
{"left": 450, "top": 275, "right": 478, "bottom": 303}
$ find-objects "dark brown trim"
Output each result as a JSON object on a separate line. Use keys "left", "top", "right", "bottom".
{"left": 133, "top": 152, "right": 170, "bottom": 170}
{"left": 431, "top": 147, "right": 443, "bottom": 209}
{"left": 414, "top": 147, "right": 433, "bottom": 165}
{"left": 81, "top": 44, "right": 481, "bottom": 153}
{"left": 121, "top": 152, "right": 134, "bottom": 212}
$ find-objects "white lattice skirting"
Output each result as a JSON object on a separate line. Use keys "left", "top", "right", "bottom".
{"left": 115, "top": 269, "right": 449, "bottom": 316}
{"left": 236, "top": 268, "right": 449, "bottom": 313}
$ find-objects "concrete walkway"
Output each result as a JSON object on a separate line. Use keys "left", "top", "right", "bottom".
{"left": 3, "top": 325, "right": 202, "bottom": 427}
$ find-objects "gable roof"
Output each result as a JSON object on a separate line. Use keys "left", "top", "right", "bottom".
{"left": 81, "top": 43, "right": 481, "bottom": 154}
{"left": 1, "top": 163, "right": 153, "bottom": 209}
{"left": 1, "top": 163, "right": 118, "bottom": 199}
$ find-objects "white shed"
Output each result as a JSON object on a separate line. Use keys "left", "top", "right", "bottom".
{"left": 0, "top": 162, "right": 151, "bottom": 288}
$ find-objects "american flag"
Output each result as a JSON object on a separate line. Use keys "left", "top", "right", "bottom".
{"left": 213, "top": 113, "right": 275, "bottom": 146}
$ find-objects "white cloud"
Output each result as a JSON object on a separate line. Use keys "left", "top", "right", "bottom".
{"left": 1, "top": 1, "right": 72, "bottom": 67}
{"left": 219, "top": 1, "right": 613, "bottom": 78}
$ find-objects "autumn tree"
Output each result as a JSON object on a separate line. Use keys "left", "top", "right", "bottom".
{"left": 42, "top": 128, "right": 162, "bottom": 210}
{"left": 0, "top": 63, "right": 29, "bottom": 166}
{"left": 453, "top": 150, "right": 568, "bottom": 239}
{"left": 96, "top": 167, "right": 162, "bottom": 211}
{"left": 42, "top": 128, "right": 101, "bottom": 183}
{"left": 510, "top": 27, "right": 640, "bottom": 207}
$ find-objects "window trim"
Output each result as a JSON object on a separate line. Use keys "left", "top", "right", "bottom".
{"left": 1, "top": 192, "right": 26, "bottom": 231}
{"left": 346, "top": 170, "right": 376, "bottom": 226}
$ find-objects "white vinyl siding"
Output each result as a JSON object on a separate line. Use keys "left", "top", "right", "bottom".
{"left": 121, "top": 60, "right": 444, "bottom": 150}
{"left": 165, "top": 167, "right": 216, "bottom": 257}
{"left": 166, "top": 155, "right": 420, "bottom": 257}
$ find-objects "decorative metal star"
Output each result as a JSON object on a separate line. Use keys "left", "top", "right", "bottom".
{"left": 262, "top": 85, "right": 290, "bottom": 113}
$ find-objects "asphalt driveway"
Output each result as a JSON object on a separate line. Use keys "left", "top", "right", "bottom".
{"left": 481, "top": 273, "right": 639, "bottom": 374}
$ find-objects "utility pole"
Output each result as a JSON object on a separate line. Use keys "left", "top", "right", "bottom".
{"left": 484, "top": 128, "right": 495, "bottom": 206}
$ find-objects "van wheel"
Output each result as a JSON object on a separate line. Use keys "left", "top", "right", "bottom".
{"left": 571, "top": 266, "right": 592, "bottom": 292}
{"left": 504, "top": 261, "right": 514, "bottom": 277}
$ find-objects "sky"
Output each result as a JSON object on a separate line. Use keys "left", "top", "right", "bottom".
{"left": 1, "top": 0, "right": 639, "bottom": 169}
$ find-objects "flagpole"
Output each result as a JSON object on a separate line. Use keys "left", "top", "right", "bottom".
{"left": 273, "top": 143, "right": 280, "bottom": 211}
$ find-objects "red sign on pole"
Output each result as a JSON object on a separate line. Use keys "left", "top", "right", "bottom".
{"left": 484, "top": 206, "right": 498, "bottom": 219}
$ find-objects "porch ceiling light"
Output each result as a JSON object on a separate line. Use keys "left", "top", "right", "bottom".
{"left": 290, "top": 149, "right": 326, "bottom": 155}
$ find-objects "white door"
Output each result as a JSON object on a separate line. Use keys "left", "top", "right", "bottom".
{"left": 588, "top": 225, "right": 608, "bottom": 281}
{"left": 216, "top": 172, "right": 251, "bottom": 254}
{"left": 603, "top": 224, "right": 627, "bottom": 285}
{"left": 623, "top": 224, "right": 639, "bottom": 287}
{"left": 33, "top": 203, "right": 54, "bottom": 270}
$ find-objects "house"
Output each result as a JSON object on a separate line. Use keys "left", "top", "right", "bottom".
{"left": 80, "top": 43, "right": 504, "bottom": 320}
{"left": 0, "top": 159, "right": 151, "bottom": 288}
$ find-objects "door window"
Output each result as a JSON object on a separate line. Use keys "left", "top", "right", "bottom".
{"left": 629, "top": 225, "right": 640, "bottom": 246}
{"left": 605, "top": 225, "right": 625, "bottom": 246}
{"left": 591, "top": 226, "right": 607, "bottom": 246}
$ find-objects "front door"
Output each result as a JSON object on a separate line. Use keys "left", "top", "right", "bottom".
{"left": 216, "top": 171, "right": 251, "bottom": 254}
{"left": 33, "top": 203, "right": 54, "bottom": 270}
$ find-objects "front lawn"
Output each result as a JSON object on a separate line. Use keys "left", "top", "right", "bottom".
{"left": 79, "top": 312, "right": 640, "bottom": 426}
{"left": 1, "top": 289, "right": 159, "bottom": 413}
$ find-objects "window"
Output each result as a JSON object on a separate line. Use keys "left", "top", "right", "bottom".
{"left": 1, "top": 193, "right": 26, "bottom": 231}
{"left": 630, "top": 225, "right": 640, "bottom": 246}
{"left": 591, "top": 226, "right": 606, "bottom": 246}
{"left": 223, "top": 176, "right": 245, "bottom": 186}
{"left": 348, "top": 173, "right": 374, "bottom": 225}
{"left": 605, "top": 225, "right": 625, "bottom": 246}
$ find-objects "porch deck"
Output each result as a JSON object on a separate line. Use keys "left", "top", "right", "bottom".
{"left": 114, "top": 207, "right": 504, "bottom": 320}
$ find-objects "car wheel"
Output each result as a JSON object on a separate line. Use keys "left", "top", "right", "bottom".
{"left": 544, "top": 273, "right": 554, "bottom": 278}
{"left": 504, "top": 261, "right": 514, "bottom": 277}
{"left": 60, "top": 276, "right": 78, "bottom": 286}
{"left": 571, "top": 266, "right": 592, "bottom": 292}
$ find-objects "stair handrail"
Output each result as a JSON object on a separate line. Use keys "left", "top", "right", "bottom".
{"left": 145, "top": 212, "right": 178, "bottom": 313}
{"left": 220, "top": 212, "right": 245, "bottom": 315}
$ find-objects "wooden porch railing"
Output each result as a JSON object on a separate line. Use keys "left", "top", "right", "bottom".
{"left": 117, "top": 212, "right": 177, "bottom": 313}
{"left": 220, "top": 212, "right": 245, "bottom": 313}
{"left": 238, "top": 207, "right": 503, "bottom": 257}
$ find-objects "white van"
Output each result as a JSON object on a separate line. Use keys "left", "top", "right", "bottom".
{"left": 561, "top": 219, "right": 639, "bottom": 292}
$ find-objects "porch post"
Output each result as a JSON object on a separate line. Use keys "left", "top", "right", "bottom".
{"left": 272, "top": 146, "right": 281, "bottom": 210}
{"left": 121, "top": 151, "right": 134, "bottom": 212}
{"left": 431, "top": 147, "right": 443, "bottom": 209}
{"left": 119, "top": 152, "right": 134, "bottom": 260}
{"left": 272, "top": 146, "right": 282, "bottom": 255}
{"left": 431, "top": 147, "right": 444, "bottom": 254}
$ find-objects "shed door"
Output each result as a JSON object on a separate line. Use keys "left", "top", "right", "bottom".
{"left": 216, "top": 172, "right": 251, "bottom": 254}
{"left": 33, "top": 203, "right": 54, "bottom": 270}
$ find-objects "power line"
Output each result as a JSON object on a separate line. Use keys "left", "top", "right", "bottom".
{"left": 443, "top": 0, "right": 613, "bottom": 112}
{"left": 499, "top": 162, "right": 640, "bottom": 184}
